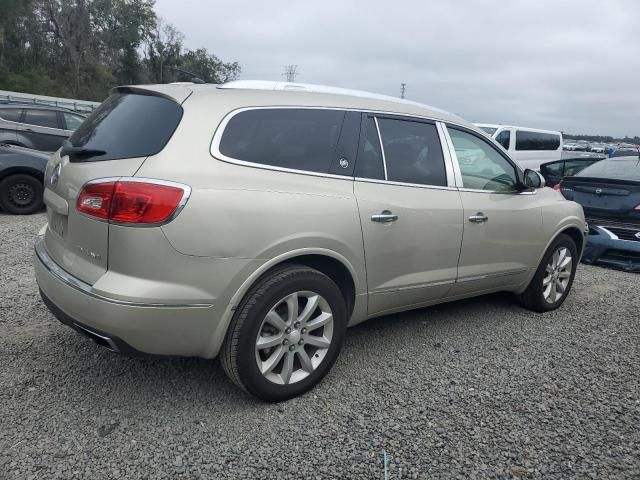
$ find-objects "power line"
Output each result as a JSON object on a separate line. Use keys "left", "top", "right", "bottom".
{"left": 283, "top": 65, "right": 299, "bottom": 82}
{"left": 400, "top": 83, "right": 406, "bottom": 99}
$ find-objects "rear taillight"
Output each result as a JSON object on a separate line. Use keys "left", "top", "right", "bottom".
{"left": 553, "top": 183, "right": 561, "bottom": 191}
{"left": 77, "top": 179, "right": 189, "bottom": 225}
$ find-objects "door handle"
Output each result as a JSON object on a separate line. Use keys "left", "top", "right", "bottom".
{"left": 468, "top": 212, "right": 488, "bottom": 223}
{"left": 371, "top": 210, "right": 398, "bottom": 223}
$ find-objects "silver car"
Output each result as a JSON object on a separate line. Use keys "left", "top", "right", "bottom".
{"left": 34, "top": 81, "right": 586, "bottom": 401}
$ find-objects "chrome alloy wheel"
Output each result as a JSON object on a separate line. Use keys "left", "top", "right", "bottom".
{"left": 255, "top": 291, "right": 334, "bottom": 385}
{"left": 543, "top": 247, "right": 573, "bottom": 304}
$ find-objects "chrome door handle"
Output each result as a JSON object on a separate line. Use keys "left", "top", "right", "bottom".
{"left": 468, "top": 212, "right": 488, "bottom": 223}
{"left": 371, "top": 211, "right": 398, "bottom": 223}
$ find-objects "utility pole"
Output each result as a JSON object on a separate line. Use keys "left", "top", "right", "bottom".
{"left": 400, "top": 83, "right": 406, "bottom": 99}
{"left": 283, "top": 65, "right": 299, "bottom": 82}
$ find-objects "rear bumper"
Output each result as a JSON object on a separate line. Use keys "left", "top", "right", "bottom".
{"left": 582, "top": 226, "right": 640, "bottom": 272}
{"left": 34, "top": 235, "right": 219, "bottom": 357}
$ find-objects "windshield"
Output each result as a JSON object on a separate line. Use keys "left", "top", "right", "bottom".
{"left": 576, "top": 158, "right": 640, "bottom": 182}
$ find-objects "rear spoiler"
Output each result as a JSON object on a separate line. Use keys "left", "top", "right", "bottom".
{"left": 110, "top": 85, "right": 193, "bottom": 105}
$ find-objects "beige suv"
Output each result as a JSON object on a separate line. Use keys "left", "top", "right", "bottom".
{"left": 34, "top": 81, "right": 586, "bottom": 401}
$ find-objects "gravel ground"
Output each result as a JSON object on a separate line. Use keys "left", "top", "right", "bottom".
{"left": 1, "top": 212, "right": 639, "bottom": 480}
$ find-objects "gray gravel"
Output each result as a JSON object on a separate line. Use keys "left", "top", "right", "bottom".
{"left": 1, "top": 212, "right": 639, "bottom": 479}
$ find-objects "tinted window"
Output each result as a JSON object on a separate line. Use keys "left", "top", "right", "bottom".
{"left": 478, "top": 126, "right": 497, "bottom": 135}
{"left": 24, "top": 109, "right": 59, "bottom": 129}
{"left": 355, "top": 117, "right": 385, "bottom": 180}
{"left": 564, "top": 159, "right": 600, "bottom": 176}
{"left": 377, "top": 118, "right": 446, "bottom": 186}
{"left": 576, "top": 159, "right": 640, "bottom": 182}
{"left": 219, "top": 109, "right": 344, "bottom": 174}
{"left": 540, "top": 161, "right": 564, "bottom": 177}
{"left": 68, "top": 93, "right": 183, "bottom": 162}
{"left": 515, "top": 131, "right": 561, "bottom": 151}
{"left": 0, "top": 108, "right": 22, "bottom": 122}
{"left": 495, "top": 130, "right": 511, "bottom": 150}
{"left": 63, "top": 112, "right": 84, "bottom": 131}
{"left": 448, "top": 127, "right": 518, "bottom": 192}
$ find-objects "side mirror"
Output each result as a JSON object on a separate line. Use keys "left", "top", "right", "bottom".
{"left": 523, "top": 169, "right": 545, "bottom": 189}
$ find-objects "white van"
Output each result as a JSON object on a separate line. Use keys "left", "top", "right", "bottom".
{"left": 475, "top": 124, "right": 563, "bottom": 171}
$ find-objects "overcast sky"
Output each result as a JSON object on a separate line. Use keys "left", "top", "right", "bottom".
{"left": 154, "top": 0, "right": 639, "bottom": 137}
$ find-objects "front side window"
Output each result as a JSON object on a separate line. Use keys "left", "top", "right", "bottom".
{"left": 448, "top": 127, "right": 518, "bottom": 192}
{"left": 495, "top": 129, "right": 511, "bottom": 150}
{"left": 23, "top": 109, "right": 59, "bottom": 129}
{"left": 377, "top": 118, "right": 447, "bottom": 186}
{"left": 63, "top": 112, "right": 85, "bottom": 131}
{"left": 219, "top": 109, "right": 344, "bottom": 174}
{"left": 515, "top": 131, "right": 561, "bottom": 151}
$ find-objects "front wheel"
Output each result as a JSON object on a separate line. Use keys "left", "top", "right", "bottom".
{"left": 221, "top": 265, "right": 347, "bottom": 402}
{"left": 517, "top": 233, "right": 578, "bottom": 312}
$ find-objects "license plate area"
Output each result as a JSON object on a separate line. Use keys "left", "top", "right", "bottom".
{"left": 49, "top": 212, "right": 68, "bottom": 239}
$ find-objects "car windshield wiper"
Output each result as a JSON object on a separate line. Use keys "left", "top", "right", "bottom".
{"left": 60, "top": 140, "right": 106, "bottom": 159}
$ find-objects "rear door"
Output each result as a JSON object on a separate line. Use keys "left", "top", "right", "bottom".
{"left": 354, "top": 114, "right": 463, "bottom": 316}
{"left": 20, "top": 109, "right": 67, "bottom": 151}
{"left": 43, "top": 90, "right": 186, "bottom": 284}
{"left": 445, "top": 126, "right": 544, "bottom": 295}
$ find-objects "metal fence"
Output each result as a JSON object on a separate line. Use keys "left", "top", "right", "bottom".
{"left": 0, "top": 90, "right": 101, "bottom": 113}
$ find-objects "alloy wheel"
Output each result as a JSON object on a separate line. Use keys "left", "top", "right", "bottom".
{"left": 542, "top": 247, "right": 573, "bottom": 304}
{"left": 255, "top": 291, "right": 334, "bottom": 385}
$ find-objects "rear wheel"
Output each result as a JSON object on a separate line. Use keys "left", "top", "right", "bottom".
{"left": 518, "top": 233, "right": 578, "bottom": 312}
{"left": 221, "top": 265, "right": 347, "bottom": 402}
{"left": 0, "top": 174, "right": 43, "bottom": 215}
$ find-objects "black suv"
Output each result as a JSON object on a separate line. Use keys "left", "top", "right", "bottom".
{"left": 0, "top": 104, "right": 86, "bottom": 152}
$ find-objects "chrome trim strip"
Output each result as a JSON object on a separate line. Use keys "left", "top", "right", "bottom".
{"left": 371, "top": 279, "right": 455, "bottom": 294}
{"left": 373, "top": 117, "right": 388, "bottom": 180}
{"left": 77, "top": 177, "right": 193, "bottom": 227}
{"left": 598, "top": 226, "right": 619, "bottom": 240}
{"left": 353, "top": 177, "right": 459, "bottom": 191}
{"left": 35, "top": 236, "right": 212, "bottom": 308}
{"left": 439, "top": 124, "right": 464, "bottom": 188}
{"left": 436, "top": 121, "right": 457, "bottom": 188}
{"left": 458, "top": 187, "right": 538, "bottom": 195}
{"left": 456, "top": 268, "right": 529, "bottom": 283}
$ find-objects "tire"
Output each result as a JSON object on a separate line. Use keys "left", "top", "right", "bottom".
{"left": 0, "top": 174, "right": 44, "bottom": 215}
{"left": 221, "top": 264, "right": 347, "bottom": 402}
{"left": 517, "top": 233, "right": 578, "bottom": 312}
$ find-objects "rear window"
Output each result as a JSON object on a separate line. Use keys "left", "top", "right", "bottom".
{"left": 218, "top": 108, "right": 344, "bottom": 174}
{"left": 576, "top": 159, "right": 640, "bottom": 182}
{"left": 0, "top": 108, "right": 22, "bottom": 122}
{"left": 68, "top": 93, "right": 183, "bottom": 161}
{"left": 515, "top": 131, "right": 561, "bottom": 151}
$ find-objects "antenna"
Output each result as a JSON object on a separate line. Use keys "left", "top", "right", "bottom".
{"left": 166, "top": 66, "right": 205, "bottom": 84}
{"left": 400, "top": 83, "right": 406, "bottom": 99}
{"left": 283, "top": 65, "right": 299, "bottom": 82}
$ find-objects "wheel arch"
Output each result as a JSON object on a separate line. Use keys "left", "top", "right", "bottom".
{"left": 203, "top": 248, "right": 364, "bottom": 358}
{"left": 0, "top": 166, "right": 45, "bottom": 184}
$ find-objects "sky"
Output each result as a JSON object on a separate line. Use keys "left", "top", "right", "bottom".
{"left": 153, "top": 0, "right": 639, "bottom": 137}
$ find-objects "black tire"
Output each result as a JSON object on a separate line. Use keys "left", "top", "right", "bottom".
{"left": 0, "top": 174, "right": 43, "bottom": 215}
{"left": 221, "top": 264, "right": 347, "bottom": 402}
{"left": 517, "top": 233, "right": 578, "bottom": 312}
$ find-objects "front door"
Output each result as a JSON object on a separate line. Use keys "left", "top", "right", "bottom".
{"left": 354, "top": 115, "right": 463, "bottom": 316}
{"left": 445, "top": 126, "right": 544, "bottom": 295}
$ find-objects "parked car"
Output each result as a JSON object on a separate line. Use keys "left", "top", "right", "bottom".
{"left": 475, "top": 123, "right": 563, "bottom": 171}
{"left": 34, "top": 81, "right": 586, "bottom": 401}
{"left": 0, "top": 143, "right": 49, "bottom": 214}
{"left": 558, "top": 156, "right": 640, "bottom": 272}
{"left": 0, "top": 104, "right": 86, "bottom": 152}
{"left": 611, "top": 147, "right": 640, "bottom": 158}
{"left": 540, "top": 155, "right": 605, "bottom": 187}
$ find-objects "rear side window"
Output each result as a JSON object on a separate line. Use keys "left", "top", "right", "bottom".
{"left": 219, "top": 109, "right": 344, "bottom": 174}
{"left": 0, "top": 108, "right": 22, "bottom": 122}
{"left": 515, "top": 131, "right": 561, "bottom": 151}
{"left": 377, "top": 118, "right": 447, "bottom": 186}
{"left": 63, "top": 112, "right": 85, "bottom": 131}
{"left": 68, "top": 93, "right": 183, "bottom": 161}
{"left": 24, "top": 109, "right": 59, "bottom": 129}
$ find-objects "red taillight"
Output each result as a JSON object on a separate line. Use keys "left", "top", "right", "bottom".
{"left": 553, "top": 183, "right": 561, "bottom": 191}
{"left": 76, "top": 179, "right": 187, "bottom": 225}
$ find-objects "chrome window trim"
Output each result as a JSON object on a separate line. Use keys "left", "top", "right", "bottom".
{"left": 354, "top": 177, "right": 458, "bottom": 192}
{"left": 76, "top": 176, "right": 192, "bottom": 227}
{"left": 439, "top": 122, "right": 464, "bottom": 187}
{"left": 436, "top": 122, "right": 458, "bottom": 188}
{"left": 35, "top": 235, "right": 212, "bottom": 308}
{"left": 372, "top": 116, "right": 388, "bottom": 180}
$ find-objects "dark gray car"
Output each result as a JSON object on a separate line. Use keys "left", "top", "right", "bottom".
{"left": 0, "top": 143, "right": 50, "bottom": 214}
{"left": 0, "top": 104, "right": 85, "bottom": 152}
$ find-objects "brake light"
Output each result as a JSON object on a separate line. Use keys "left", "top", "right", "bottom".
{"left": 553, "top": 183, "right": 561, "bottom": 191}
{"left": 77, "top": 179, "right": 188, "bottom": 224}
